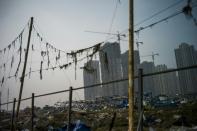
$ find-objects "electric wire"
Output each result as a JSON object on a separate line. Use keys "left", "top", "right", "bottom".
{"left": 134, "top": 4, "right": 197, "bottom": 34}
{"left": 108, "top": 0, "right": 120, "bottom": 35}
{"left": 135, "top": 0, "right": 184, "bottom": 26}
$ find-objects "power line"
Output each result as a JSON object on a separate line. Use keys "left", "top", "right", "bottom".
{"left": 108, "top": 0, "right": 121, "bottom": 35}
{"left": 135, "top": 0, "right": 184, "bottom": 26}
{"left": 135, "top": 10, "right": 182, "bottom": 33}
{"left": 134, "top": 4, "right": 197, "bottom": 34}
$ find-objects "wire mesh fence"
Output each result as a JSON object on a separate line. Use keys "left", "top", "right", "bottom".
{"left": 0, "top": 64, "right": 197, "bottom": 130}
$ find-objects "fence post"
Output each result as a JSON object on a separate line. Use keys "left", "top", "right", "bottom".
{"left": 11, "top": 98, "right": 16, "bottom": 131}
{"left": 138, "top": 68, "right": 143, "bottom": 131}
{"left": 68, "top": 87, "right": 73, "bottom": 131}
{"left": 0, "top": 91, "right": 1, "bottom": 113}
{"left": 31, "top": 93, "right": 34, "bottom": 131}
{"left": 109, "top": 112, "right": 116, "bottom": 131}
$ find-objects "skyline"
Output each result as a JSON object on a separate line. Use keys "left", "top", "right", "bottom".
{"left": 0, "top": 40, "right": 196, "bottom": 108}
{"left": 83, "top": 42, "right": 196, "bottom": 101}
{"left": 0, "top": 0, "right": 197, "bottom": 109}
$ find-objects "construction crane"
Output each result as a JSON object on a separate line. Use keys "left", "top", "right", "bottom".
{"left": 84, "top": 30, "right": 126, "bottom": 44}
{"left": 136, "top": 41, "right": 143, "bottom": 50}
{"left": 141, "top": 52, "right": 159, "bottom": 64}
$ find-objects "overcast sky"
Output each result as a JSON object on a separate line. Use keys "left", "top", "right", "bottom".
{"left": 0, "top": 0, "right": 197, "bottom": 109}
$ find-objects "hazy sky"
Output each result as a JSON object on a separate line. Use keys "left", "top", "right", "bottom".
{"left": 0, "top": 0, "right": 197, "bottom": 109}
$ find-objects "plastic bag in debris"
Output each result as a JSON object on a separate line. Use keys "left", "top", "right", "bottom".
{"left": 73, "top": 120, "right": 91, "bottom": 131}
{"left": 47, "top": 120, "right": 91, "bottom": 131}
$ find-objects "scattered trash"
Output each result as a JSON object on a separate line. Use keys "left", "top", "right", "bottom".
{"left": 155, "top": 119, "right": 162, "bottom": 123}
{"left": 173, "top": 115, "right": 181, "bottom": 119}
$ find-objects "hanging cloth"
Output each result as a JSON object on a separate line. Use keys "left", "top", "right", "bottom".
{"left": 15, "top": 33, "right": 23, "bottom": 77}
{"left": 40, "top": 61, "right": 43, "bottom": 80}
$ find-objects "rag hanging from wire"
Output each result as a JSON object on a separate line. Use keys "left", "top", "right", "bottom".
{"left": 15, "top": 31, "right": 24, "bottom": 78}
{"left": 40, "top": 61, "right": 43, "bottom": 80}
{"left": 32, "top": 24, "right": 67, "bottom": 55}
{"left": 66, "top": 42, "right": 102, "bottom": 79}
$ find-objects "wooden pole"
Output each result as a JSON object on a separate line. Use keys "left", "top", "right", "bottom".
{"left": 16, "top": 17, "right": 33, "bottom": 117}
{"left": 31, "top": 93, "right": 35, "bottom": 131}
{"left": 11, "top": 98, "right": 16, "bottom": 131}
{"left": 128, "top": 0, "right": 134, "bottom": 131}
{"left": 68, "top": 87, "right": 73, "bottom": 131}
{"left": 138, "top": 69, "right": 143, "bottom": 131}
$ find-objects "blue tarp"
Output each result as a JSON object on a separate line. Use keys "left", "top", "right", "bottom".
{"left": 48, "top": 120, "right": 91, "bottom": 131}
{"left": 73, "top": 120, "right": 91, "bottom": 131}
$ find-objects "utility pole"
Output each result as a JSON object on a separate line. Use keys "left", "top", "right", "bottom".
{"left": 16, "top": 17, "right": 34, "bottom": 117}
{"left": 128, "top": 0, "right": 134, "bottom": 131}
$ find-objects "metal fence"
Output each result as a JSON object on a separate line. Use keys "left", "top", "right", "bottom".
{"left": 0, "top": 64, "right": 197, "bottom": 131}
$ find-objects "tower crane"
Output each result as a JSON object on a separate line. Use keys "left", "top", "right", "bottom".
{"left": 136, "top": 41, "right": 143, "bottom": 50}
{"left": 141, "top": 52, "right": 159, "bottom": 64}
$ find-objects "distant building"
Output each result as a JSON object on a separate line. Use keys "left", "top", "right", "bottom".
{"left": 99, "top": 42, "right": 123, "bottom": 97}
{"left": 121, "top": 50, "right": 140, "bottom": 96}
{"left": 154, "top": 65, "right": 168, "bottom": 96}
{"left": 166, "top": 68, "right": 180, "bottom": 96}
{"left": 154, "top": 64, "right": 179, "bottom": 96}
{"left": 139, "top": 61, "right": 155, "bottom": 96}
{"left": 83, "top": 60, "right": 101, "bottom": 100}
{"left": 83, "top": 43, "right": 141, "bottom": 99}
{"left": 174, "top": 43, "right": 197, "bottom": 94}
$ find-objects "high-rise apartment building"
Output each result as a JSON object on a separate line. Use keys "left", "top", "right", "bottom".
{"left": 99, "top": 42, "right": 123, "bottom": 97}
{"left": 83, "top": 60, "right": 101, "bottom": 100}
{"left": 139, "top": 61, "right": 155, "bottom": 96}
{"left": 154, "top": 64, "right": 179, "bottom": 96}
{"left": 121, "top": 50, "right": 140, "bottom": 96}
{"left": 174, "top": 43, "right": 197, "bottom": 94}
